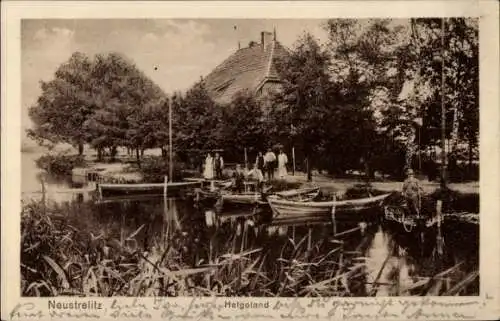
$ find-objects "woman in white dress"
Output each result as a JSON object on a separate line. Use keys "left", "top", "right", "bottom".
{"left": 277, "top": 149, "right": 288, "bottom": 179}
{"left": 203, "top": 153, "right": 214, "bottom": 179}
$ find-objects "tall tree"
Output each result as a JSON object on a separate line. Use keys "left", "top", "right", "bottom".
{"left": 272, "top": 32, "right": 332, "bottom": 181}
{"left": 28, "top": 52, "right": 95, "bottom": 155}
{"left": 410, "top": 18, "right": 479, "bottom": 176}
{"left": 82, "top": 52, "right": 167, "bottom": 161}
{"left": 218, "top": 90, "right": 267, "bottom": 162}
{"left": 324, "top": 19, "right": 404, "bottom": 176}
{"left": 174, "top": 81, "right": 221, "bottom": 152}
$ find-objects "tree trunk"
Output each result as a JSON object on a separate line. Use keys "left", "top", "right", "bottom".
{"left": 306, "top": 156, "right": 312, "bottom": 182}
{"left": 468, "top": 136, "right": 474, "bottom": 180}
{"left": 110, "top": 146, "right": 117, "bottom": 162}
{"left": 78, "top": 143, "right": 84, "bottom": 156}
{"left": 450, "top": 101, "right": 460, "bottom": 155}
{"left": 97, "top": 148, "right": 103, "bottom": 162}
{"left": 136, "top": 148, "right": 141, "bottom": 168}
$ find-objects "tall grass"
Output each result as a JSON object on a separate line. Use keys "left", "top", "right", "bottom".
{"left": 21, "top": 199, "right": 478, "bottom": 297}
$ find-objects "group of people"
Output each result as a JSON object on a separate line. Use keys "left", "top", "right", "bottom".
{"left": 202, "top": 148, "right": 290, "bottom": 192}
{"left": 255, "top": 148, "right": 289, "bottom": 181}
{"left": 202, "top": 152, "right": 224, "bottom": 180}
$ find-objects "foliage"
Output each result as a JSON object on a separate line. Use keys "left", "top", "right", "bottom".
{"left": 28, "top": 52, "right": 168, "bottom": 159}
{"left": 137, "top": 156, "right": 186, "bottom": 183}
{"left": 27, "top": 19, "right": 478, "bottom": 182}
{"left": 412, "top": 18, "right": 479, "bottom": 158}
{"left": 35, "top": 153, "right": 86, "bottom": 176}
{"left": 173, "top": 82, "right": 221, "bottom": 152}
{"left": 270, "top": 32, "right": 333, "bottom": 180}
{"left": 217, "top": 91, "right": 268, "bottom": 161}
{"left": 28, "top": 52, "right": 95, "bottom": 155}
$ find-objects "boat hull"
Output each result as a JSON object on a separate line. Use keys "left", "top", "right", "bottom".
{"left": 267, "top": 193, "right": 390, "bottom": 226}
{"left": 383, "top": 205, "right": 443, "bottom": 234}
{"left": 275, "top": 187, "right": 320, "bottom": 201}
{"left": 98, "top": 181, "right": 201, "bottom": 198}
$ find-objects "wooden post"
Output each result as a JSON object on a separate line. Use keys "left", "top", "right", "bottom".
{"left": 168, "top": 99, "right": 173, "bottom": 182}
{"left": 331, "top": 193, "right": 337, "bottom": 236}
{"left": 163, "top": 175, "right": 168, "bottom": 206}
{"left": 163, "top": 176, "right": 168, "bottom": 239}
{"left": 244, "top": 148, "right": 248, "bottom": 170}
{"left": 436, "top": 199, "right": 444, "bottom": 255}
{"left": 292, "top": 147, "right": 296, "bottom": 176}
{"left": 436, "top": 200, "right": 442, "bottom": 228}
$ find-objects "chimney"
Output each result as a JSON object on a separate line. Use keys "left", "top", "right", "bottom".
{"left": 260, "top": 31, "right": 274, "bottom": 51}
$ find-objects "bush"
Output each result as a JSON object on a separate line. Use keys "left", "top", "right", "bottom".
{"left": 35, "top": 153, "right": 86, "bottom": 176}
{"left": 138, "top": 156, "right": 186, "bottom": 183}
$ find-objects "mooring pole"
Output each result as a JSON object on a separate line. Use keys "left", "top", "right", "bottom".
{"left": 331, "top": 194, "right": 337, "bottom": 236}
{"left": 244, "top": 147, "right": 248, "bottom": 169}
{"left": 164, "top": 176, "right": 170, "bottom": 242}
{"left": 168, "top": 99, "right": 173, "bottom": 182}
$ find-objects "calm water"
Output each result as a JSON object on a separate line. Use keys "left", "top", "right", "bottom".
{"left": 21, "top": 151, "right": 479, "bottom": 296}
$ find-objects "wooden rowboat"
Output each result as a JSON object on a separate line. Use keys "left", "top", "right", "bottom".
{"left": 184, "top": 178, "right": 233, "bottom": 188}
{"left": 98, "top": 181, "right": 201, "bottom": 199}
{"left": 267, "top": 193, "right": 390, "bottom": 226}
{"left": 275, "top": 187, "right": 320, "bottom": 201}
{"left": 220, "top": 186, "right": 319, "bottom": 206}
{"left": 221, "top": 186, "right": 273, "bottom": 205}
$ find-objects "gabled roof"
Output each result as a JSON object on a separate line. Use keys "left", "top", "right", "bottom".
{"left": 203, "top": 35, "right": 289, "bottom": 105}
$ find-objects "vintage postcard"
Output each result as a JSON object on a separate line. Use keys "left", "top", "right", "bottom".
{"left": 2, "top": 0, "right": 499, "bottom": 320}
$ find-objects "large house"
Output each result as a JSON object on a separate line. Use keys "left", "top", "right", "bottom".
{"left": 203, "top": 31, "right": 289, "bottom": 106}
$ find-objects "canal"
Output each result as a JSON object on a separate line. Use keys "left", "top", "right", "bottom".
{"left": 21, "top": 151, "right": 479, "bottom": 297}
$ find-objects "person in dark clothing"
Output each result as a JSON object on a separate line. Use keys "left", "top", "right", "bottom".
{"left": 402, "top": 168, "right": 423, "bottom": 217}
{"left": 264, "top": 148, "right": 276, "bottom": 181}
{"left": 214, "top": 152, "right": 224, "bottom": 179}
{"left": 232, "top": 164, "right": 245, "bottom": 193}
{"left": 255, "top": 152, "right": 265, "bottom": 171}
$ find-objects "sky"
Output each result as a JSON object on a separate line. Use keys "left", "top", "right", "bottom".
{"left": 21, "top": 19, "right": 331, "bottom": 132}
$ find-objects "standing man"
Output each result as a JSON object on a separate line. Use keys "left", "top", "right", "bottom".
{"left": 264, "top": 148, "right": 276, "bottom": 181}
{"left": 214, "top": 152, "right": 224, "bottom": 179}
{"left": 402, "top": 168, "right": 424, "bottom": 217}
{"left": 255, "top": 151, "right": 265, "bottom": 172}
{"left": 277, "top": 149, "right": 288, "bottom": 179}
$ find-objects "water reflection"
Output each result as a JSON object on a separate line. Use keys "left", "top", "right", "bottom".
{"left": 21, "top": 151, "right": 479, "bottom": 296}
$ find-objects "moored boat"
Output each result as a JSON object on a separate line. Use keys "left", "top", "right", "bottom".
{"left": 275, "top": 186, "right": 320, "bottom": 201}
{"left": 220, "top": 185, "right": 273, "bottom": 205}
{"left": 184, "top": 178, "right": 233, "bottom": 189}
{"left": 267, "top": 193, "right": 390, "bottom": 226}
{"left": 97, "top": 181, "right": 202, "bottom": 199}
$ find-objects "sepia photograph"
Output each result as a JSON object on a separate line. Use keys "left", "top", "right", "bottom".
{"left": 18, "top": 16, "right": 483, "bottom": 299}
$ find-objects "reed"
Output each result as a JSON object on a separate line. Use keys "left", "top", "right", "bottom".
{"left": 21, "top": 199, "right": 478, "bottom": 297}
